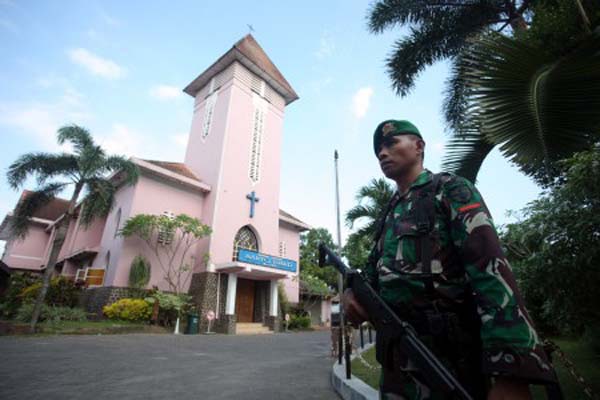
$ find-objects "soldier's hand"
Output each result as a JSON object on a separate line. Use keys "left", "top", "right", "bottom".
{"left": 342, "top": 288, "right": 369, "bottom": 328}
{"left": 487, "top": 377, "right": 531, "bottom": 400}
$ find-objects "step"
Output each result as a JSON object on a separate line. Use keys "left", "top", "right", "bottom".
{"left": 236, "top": 323, "right": 272, "bottom": 335}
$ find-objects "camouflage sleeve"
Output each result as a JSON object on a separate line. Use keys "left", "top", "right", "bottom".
{"left": 363, "top": 245, "right": 380, "bottom": 290}
{"left": 441, "top": 175, "right": 556, "bottom": 382}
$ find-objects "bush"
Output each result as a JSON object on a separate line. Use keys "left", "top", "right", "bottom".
{"left": 128, "top": 255, "right": 151, "bottom": 289}
{"left": 19, "top": 276, "right": 81, "bottom": 308}
{"left": 0, "top": 272, "right": 39, "bottom": 318}
{"left": 288, "top": 314, "right": 311, "bottom": 330}
{"left": 15, "top": 304, "right": 87, "bottom": 323}
{"left": 103, "top": 298, "right": 151, "bottom": 322}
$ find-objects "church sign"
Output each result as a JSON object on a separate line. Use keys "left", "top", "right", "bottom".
{"left": 238, "top": 249, "right": 297, "bottom": 273}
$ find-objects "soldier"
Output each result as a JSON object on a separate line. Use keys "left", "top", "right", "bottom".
{"left": 344, "top": 120, "right": 559, "bottom": 399}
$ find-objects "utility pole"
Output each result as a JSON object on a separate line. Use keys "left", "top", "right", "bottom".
{"left": 334, "top": 150, "right": 351, "bottom": 378}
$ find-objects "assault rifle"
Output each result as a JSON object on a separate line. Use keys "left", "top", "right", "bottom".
{"left": 319, "top": 244, "right": 474, "bottom": 400}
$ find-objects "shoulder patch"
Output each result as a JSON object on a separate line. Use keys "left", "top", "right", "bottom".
{"left": 448, "top": 184, "right": 473, "bottom": 203}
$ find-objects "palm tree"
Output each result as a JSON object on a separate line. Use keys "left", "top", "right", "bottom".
{"left": 7, "top": 125, "right": 139, "bottom": 332}
{"left": 443, "top": 28, "right": 600, "bottom": 182}
{"left": 367, "top": 0, "right": 532, "bottom": 127}
{"left": 345, "top": 178, "right": 395, "bottom": 239}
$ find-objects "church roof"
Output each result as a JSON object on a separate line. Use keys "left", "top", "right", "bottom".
{"left": 140, "top": 159, "right": 202, "bottom": 182}
{"left": 183, "top": 34, "right": 299, "bottom": 105}
{"left": 279, "top": 209, "right": 311, "bottom": 231}
{"left": 18, "top": 190, "right": 70, "bottom": 221}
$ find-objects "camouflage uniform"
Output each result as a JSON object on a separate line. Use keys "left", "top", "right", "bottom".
{"left": 365, "top": 169, "right": 556, "bottom": 399}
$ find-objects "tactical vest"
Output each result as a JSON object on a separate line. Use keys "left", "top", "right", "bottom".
{"left": 369, "top": 173, "right": 444, "bottom": 296}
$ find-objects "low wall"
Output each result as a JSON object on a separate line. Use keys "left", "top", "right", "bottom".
{"left": 79, "top": 286, "right": 149, "bottom": 318}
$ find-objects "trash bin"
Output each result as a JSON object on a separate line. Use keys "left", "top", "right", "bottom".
{"left": 185, "top": 313, "right": 199, "bottom": 334}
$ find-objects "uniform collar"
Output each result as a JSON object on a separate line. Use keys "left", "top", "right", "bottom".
{"left": 395, "top": 169, "right": 433, "bottom": 197}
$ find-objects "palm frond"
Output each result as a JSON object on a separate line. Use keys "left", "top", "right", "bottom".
{"left": 79, "top": 177, "right": 116, "bottom": 226}
{"left": 57, "top": 125, "right": 94, "bottom": 154}
{"left": 445, "top": 29, "right": 600, "bottom": 179}
{"left": 371, "top": 1, "right": 508, "bottom": 95}
{"left": 102, "top": 156, "right": 140, "bottom": 186}
{"left": 10, "top": 182, "right": 68, "bottom": 238}
{"left": 7, "top": 153, "right": 79, "bottom": 189}
{"left": 345, "top": 178, "right": 394, "bottom": 237}
{"left": 442, "top": 127, "right": 495, "bottom": 182}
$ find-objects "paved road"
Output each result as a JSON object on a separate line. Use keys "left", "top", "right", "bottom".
{"left": 0, "top": 331, "right": 339, "bottom": 400}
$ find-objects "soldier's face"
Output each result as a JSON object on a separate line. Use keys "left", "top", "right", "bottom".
{"left": 377, "top": 135, "right": 424, "bottom": 178}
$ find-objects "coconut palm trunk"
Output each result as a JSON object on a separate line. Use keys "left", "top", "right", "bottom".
{"left": 29, "top": 182, "right": 83, "bottom": 333}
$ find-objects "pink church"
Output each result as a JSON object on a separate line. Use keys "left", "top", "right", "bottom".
{"left": 0, "top": 35, "right": 327, "bottom": 334}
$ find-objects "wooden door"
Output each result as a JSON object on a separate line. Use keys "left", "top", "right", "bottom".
{"left": 235, "top": 278, "right": 255, "bottom": 322}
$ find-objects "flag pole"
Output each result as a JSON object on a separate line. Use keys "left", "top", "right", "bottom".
{"left": 334, "top": 150, "right": 351, "bottom": 378}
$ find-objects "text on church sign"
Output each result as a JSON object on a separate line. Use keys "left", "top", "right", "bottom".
{"left": 238, "top": 249, "right": 297, "bottom": 272}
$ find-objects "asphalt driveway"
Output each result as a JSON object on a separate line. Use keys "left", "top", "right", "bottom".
{"left": 0, "top": 330, "right": 338, "bottom": 400}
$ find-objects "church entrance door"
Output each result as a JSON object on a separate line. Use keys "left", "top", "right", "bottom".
{"left": 235, "top": 278, "right": 255, "bottom": 322}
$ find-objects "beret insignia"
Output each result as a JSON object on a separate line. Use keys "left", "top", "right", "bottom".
{"left": 382, "top": 123, "right": 396, "bottom": 136}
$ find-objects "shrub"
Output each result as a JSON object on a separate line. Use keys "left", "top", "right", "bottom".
{"left": 103, "top": 298, "right": 151, "bottom": 321}
{"left": 15, "top": 304, "right": 87, "bottom": 323}
{"left": 144, "top": 291, "right": 191, "bottom": 326}
{"left": 0, "top": 272, "right": 39, "bottom": 318}
{"left": 19, "top": 276, "right": 81, "bottom": 308}
{"left": 128, "top": 255, "right": 151, "bottom": 289}
{"left": 288, "top": 314, "right": 311, "bottom": 330}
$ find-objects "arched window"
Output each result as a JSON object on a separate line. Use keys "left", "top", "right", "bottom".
{"left": 114, "top": 208, "right": 122, "bottom": 238}
{"left": 105, "top": 251, "right": 111, "bottom": 272}
{"left": 232, "top": 226, "right": 258, "bottom": 261}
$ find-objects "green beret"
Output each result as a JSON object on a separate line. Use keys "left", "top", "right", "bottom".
{"left": 373, "top": 119, "right": 422, "bottom": 155}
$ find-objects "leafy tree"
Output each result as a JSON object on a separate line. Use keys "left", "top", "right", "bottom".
{"left": 342, "top": 232, "right": 372, "bottom": 269}
{"left": 345, "top": 178, "right": 394, "bottom": 239}
{"left": 299, "top": 271, "right": 332, "bottom": 311}
{"left": 6, "top": 125, "right": 139, "bottom": 332}
{"left": 128, "top": 255, "right": 151, "bottom": 289}
{"left": 501, "top": 147, "right": 600, "bottom": 336}
{"left": 299, "top": 228, "right": 338, "bottom": 289}
{"left": 120, "top": 213, "right": 211, "bottom": 294}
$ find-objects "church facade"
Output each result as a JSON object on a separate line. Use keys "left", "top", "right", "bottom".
{"left": 0, "top": 35, "right": 315, "bottom": 334}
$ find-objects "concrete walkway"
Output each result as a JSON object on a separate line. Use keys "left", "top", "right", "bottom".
{"left": 0, "top": 331, "right": 339, "bottom": 400}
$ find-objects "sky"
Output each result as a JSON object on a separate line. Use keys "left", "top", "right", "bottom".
{"left": 0, "top": 0, "right": 541, "bottom": 248}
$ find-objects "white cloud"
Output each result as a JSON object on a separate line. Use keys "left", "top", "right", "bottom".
{"left": 172, "top": 133, "right": 188, "bottom": 147}
{"left": 351, "top": 86, "right": 374, "bottom": 119}
{"left": 315, "top": 32, "right": 335, "bottom": 59}
{"left": 96, "top": 125, "right": 187, "bottom": 162}
{"left": 68, "top": 48, "right": 125, "bottom": 79}
{"left": 0, "top": 89, "right": 91, "bottom": 151}
{"left": 149, "top": 85, "right": 182, "bottom": 100}
{"left": 100, "top": 11, "right": 121, "bottom": 26}
{"left": 96, "top": 124, "right": 143, "bottom": 157}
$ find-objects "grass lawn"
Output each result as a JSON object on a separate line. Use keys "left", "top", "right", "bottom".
{"left": 351, "top": 338, "right": 600, "bottom": 399}
{"left": 0, "top": 319, "right": 171, "bottom": 335}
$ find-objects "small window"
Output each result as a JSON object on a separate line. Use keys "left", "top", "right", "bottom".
{"left": 158, "top": 211, "right": 175, "bottom": 246}
{"left": 279, "top": 241, "right": 287, "bottom": 258}
{"left": 105, "top": 251, "right": 111, "bottom": 273}
{"left": 249, "top": 106, "right": 264, "bottom": 184}
{"left": 201, "top": 93, "right": 217, "bottom": 139}
{"left": 114, "top": 208, "right": 122, "bottom": 238}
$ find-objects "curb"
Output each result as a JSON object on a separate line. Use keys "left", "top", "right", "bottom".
{"left": 330, "top": 342, "right": 379, "bottom": 400}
